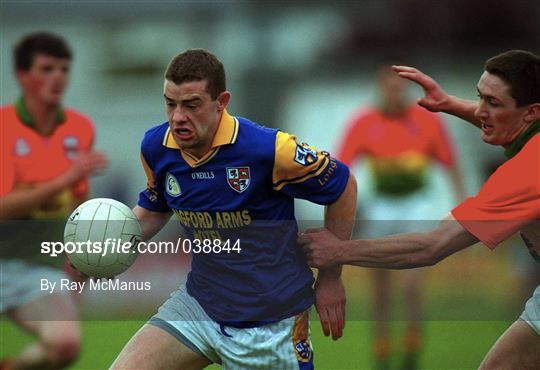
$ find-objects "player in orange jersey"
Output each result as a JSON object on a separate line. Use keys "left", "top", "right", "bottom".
{"left": 300, "top": 50, "right": 540, "bottom": 369}
{"left": 0, "top": 32, "right": 108, "bottom": 369}
{"left": 338, "top": 64, "right": 465, "bottom": 370}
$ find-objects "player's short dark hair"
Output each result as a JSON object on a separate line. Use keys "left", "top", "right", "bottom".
{"left": 485, "top": 50, "right": 540, "bottom": 107}
{"left": 14, "top": 32, "right": 72, "bottom": 71}
{"left": 165, "top": 49, "right": 226, "bottom": 100}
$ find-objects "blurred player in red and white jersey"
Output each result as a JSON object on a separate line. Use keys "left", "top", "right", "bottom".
{"left": 338, "top": 64, "right": 465, "bottom": 370}
{"left": 300, "top": 50, "right": 540, "bottom": 369}
{"left": 0, "top": 32, "right": 108, "bottom": 369}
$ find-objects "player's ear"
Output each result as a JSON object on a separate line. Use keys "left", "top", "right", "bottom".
{"left": 524, "top": 102, "right": 540, "bottom": 123}
{"left": 216, "top": 91, "right": 231, "bottom": 111}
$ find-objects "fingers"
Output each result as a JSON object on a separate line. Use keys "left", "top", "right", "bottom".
{"left": 342, "top": 301, "right": 346, "bottom": 330}
{"left": 317, "top": 301, "right": 345, "bottom": 340}
{"left": 297, "top": 228, "right": 324, "bottom": 245}
{"left": 297, "top": 233, "right": 312, "bottom": 246}
{"left": 417, "top": 98, "right": 438, "bottom": 112}
{"left": 64, "top": 261, "right": 89, "bottom": 281}
{"left": 417, "top": 98, "right": 428, "bottom": 109}
{"left": 391, "top": 65, "right": 417, "bottom": 73}
{"left": 304, "top": 228, "right": 326, "bottom": 234}
{"left": 392, "top": 66, "right": 429, "bottom": 85}
{"left": 87, "top": 151, "right": 109, "bottom": 168}
{"left": 297, "top": 240, "right": 320, "bottom": 268}
{"left": 317, "top": 306, "right": 331, "bottom": 337}
{"left": 78, "top": 151, "right": 109, "bottom": 176}
{"left": 327, "top": 305, "right": 344, "bottom": 340}
{"left": 91, "top": 157, "right": 109, "bottom": 174}
{"left": 302, "top": 249, "right": 317, "bottom": 268}
{"left": 395, "top": 71, "right": 427, "bottom": 85}
{"left": 392, "top": 66, "right": 434, "bottom": 88}
{"left": 315, "top": 274, "right": 346, "bottom": 340}
{"left": 392, "top": 65, "right": 424, "bottom": 77}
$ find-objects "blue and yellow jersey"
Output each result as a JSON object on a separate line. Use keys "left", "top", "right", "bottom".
{"left": 138, "top": 110, "right": 349, "bottom": 325}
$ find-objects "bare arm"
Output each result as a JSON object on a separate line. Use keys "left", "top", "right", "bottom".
{"left": 0, "top": 177, "right": 69, "bottom": 219}
{"left": 0, "top": 151, "right": 108, "bottom": 219}
{"left": 315, "top": 173, "right": 357, "bottom": 340}
{"left": 299, "top": 214, "right": 477, "bottom": 270}
{"left": 132, "top": 205, "right": 173, "bottom": 241}
{"left": 392, "top": 66, "right": 481, "bottom": 128}
{"left": 323, "top": 173, "right": 357, "bottom": 251}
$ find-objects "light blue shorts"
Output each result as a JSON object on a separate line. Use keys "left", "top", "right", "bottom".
{"left": 361, "top": 191, "right": 439, "bottom": 238}
{"left": 149, "top": 285, "right": 314, "bottom": 369}
{"left": 520, "top": 285, "right": 540, "bottom": 335}
{"left": 0, "top": 259, "right": 68, "bottom": 312}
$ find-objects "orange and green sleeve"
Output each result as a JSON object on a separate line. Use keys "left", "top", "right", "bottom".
{"left": 452, "top": 134, "right": 539, "bottom": 248}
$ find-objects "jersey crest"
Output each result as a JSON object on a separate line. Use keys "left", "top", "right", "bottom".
{"left": 15, "top": 138, "right": 31, "bottom": 156}
{"left": 294, "top": 143, "right": 318, "bottom": 166}
{"left": 63, "top": 135, "right": 79, "bottom": 159}
{"left": 165, "top": 172, "right": 182, "bottom": 197}
{"left": 226, "top": 166, "right": 250, "bottom": 193}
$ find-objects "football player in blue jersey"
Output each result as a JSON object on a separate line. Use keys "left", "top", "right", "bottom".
{"left": 110, "top": 49, "right": 357, "bottom": 369}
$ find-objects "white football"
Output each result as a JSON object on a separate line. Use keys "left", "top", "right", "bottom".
{"left": 64, "top": 198, "right": 142, "bottom": 278}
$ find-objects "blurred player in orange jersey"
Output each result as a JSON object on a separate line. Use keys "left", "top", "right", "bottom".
{"left": 0, "top": 32, "right": 108, "bottom": 369}
{"left": 337, "top": 64, "right": 465, "bottom": 370}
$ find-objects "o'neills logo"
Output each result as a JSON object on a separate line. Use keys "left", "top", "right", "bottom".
{"left": 191, "top": 171, "right": 215, "bottom": 180}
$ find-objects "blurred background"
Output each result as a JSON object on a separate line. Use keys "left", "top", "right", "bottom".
{"left": 1, "top": 1, "right": 539, "bottom": 369}
{"left": 2, "top": 0, "right": 539, "bottom": 206}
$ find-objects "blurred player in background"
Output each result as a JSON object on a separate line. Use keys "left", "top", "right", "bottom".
{"left": 338, "top": 64, "right": 465, "bottom": 369}
{"left": 300, "top": 50, "right": 540, "bottom": 369}
{"left": 110, "top": 49, "right": 356, "bottom": 370}
{"left": 0, "top": 32, "right": 108, "bottom": 369}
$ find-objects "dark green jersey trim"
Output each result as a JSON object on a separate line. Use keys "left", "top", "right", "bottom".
{"left": 14, "top": 97, "right": 66, "bottom": 128}
{"left": 504, "top": 120, "right": 540, "bottom": 159}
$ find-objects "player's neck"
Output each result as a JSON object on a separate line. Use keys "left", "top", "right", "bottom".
{"left": 23, "top": 95, "right": 59, "bottom": 136}
{"left": 502, "top": 120, "right": 537, "bottom": 150}
{"left": 379, "top": 100, "right": 407, "bottom": 117}
{"left": 183, "top": 142, "right": 213, "bottom": 160}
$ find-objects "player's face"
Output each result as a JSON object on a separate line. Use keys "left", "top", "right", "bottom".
{"left": 474, "top": 72, "right": 532, "bottom": 147}
{"left": 377, "top": 68, "right": 407, "bottom": 111}
{"left": 164, "top": 79, "right": 230, "bottom": 158}
{"left": 18, "top": 54, "right": 70, "bottom": 106}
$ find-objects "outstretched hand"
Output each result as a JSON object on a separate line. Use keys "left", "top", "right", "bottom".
{"left": 392, "top": 65, "right": 450, "bottom": 113}
{"left": 297, "top": 228, "right": 344, "bottom": 270}
{"left": 62, "top": 150, "right": 109, "bottom": 186}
